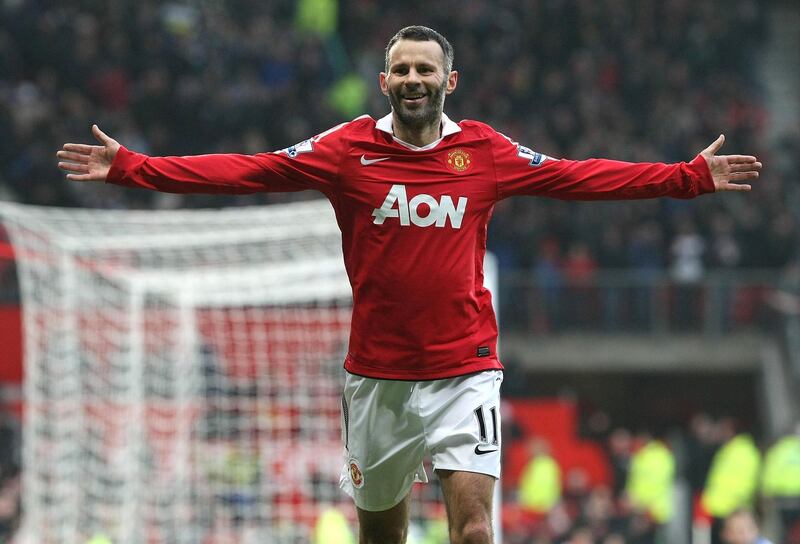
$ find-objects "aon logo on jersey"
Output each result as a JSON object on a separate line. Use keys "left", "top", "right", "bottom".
{"left": 372, "top": 184, "right": 468, "bottom": 229}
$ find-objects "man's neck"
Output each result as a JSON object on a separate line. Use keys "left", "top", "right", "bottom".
{"left": 391, "top": 114, "right": 442, "bottom": 147}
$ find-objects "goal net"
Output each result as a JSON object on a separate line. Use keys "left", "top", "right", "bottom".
{"left": 1, "top": 199, "right": 499, "bottom": 544}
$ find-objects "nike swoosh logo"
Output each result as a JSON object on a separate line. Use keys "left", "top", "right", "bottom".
{"left": 360, "top": 155, "right": 391, "bottom": 166}
{"left": 474, "top": 445, "right": 499, "bottom": 455}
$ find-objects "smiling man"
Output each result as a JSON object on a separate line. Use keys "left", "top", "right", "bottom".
{"left": 381, "top": 31, "right": 457, "bottom": 147}
{"left": 58, "top": 25, "right": 761, "bottom": 544}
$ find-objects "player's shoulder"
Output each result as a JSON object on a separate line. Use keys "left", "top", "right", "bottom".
{"left": 349, "top": 114, "right": 378, "bottom": 127}
{"left": 456, "top": 120, "right": 520, "bottom": 153}
{"left": 456, "top": 119, "right": 505, "bottom": 141}
{"left": 339, "top": 114, "right": 379, "bottom": 135}
{"left": 314, "top": 115, "right": 384, "bottom": 145}
{"left": 311, "top": 115, "right": 375, "bottom": 142}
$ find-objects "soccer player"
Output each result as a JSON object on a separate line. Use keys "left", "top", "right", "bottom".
{"left": 58, "top": 25, "right": 761, "bottom": 544}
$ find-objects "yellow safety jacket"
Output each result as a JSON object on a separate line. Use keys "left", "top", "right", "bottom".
{"left": 519, "top": 454, "right": 562, "bottom": 512}
{"left": 296, "top": 0, "right": 337, "bottom": 37}
{"left": 762, "top": 435, "right": 800, "bottom": 498}
{"left": 313, "top": 507, "right": 355, "bottom": 544}
{"left": 626, "top": 440, "right": 675, "bottom": 523}
{"left": 701, "top": 434, "right": 761, "bottom": 517}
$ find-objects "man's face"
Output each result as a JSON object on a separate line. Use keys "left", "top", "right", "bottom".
{"left": 380, "top": 39, "right": 457, "bottom": 129}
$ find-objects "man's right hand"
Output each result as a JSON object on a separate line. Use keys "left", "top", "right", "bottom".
{"left": 57, "top": 125, "right": 121, "bottom": 182}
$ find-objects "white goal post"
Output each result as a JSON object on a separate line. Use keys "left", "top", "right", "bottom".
{"left": 0, "top": 199, "right": 500, "bottom": 544}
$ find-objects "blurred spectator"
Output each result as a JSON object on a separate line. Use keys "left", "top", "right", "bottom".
{"left": 761, "top": 432, "right": 800, "bottom": 500}
{"left": 563, "top": 525, "right": 594, "bottom": 544}
{"left": 761, "top": 430, "right": 800, "bottom": 543}
{"left": 708, "top": 213, "right": 742, "bottom": 331}
{"left": 670, "top": 215, "right": 706, "bottom": 286}
{"left": 328, "top": 73, "right": 368, "bottom": 118}
{"left": 720, "top": 509, "right": 774, "bottom": 544}
{"left": 313, "top": 507, "right": 354, "bottom": 544}
{"left": 607, "top": 428, "right": 633, "bottom": 497}
{"left": 296, "top": 0, "right": 338, "bottom": 38}
{"left": 562, "top": 467, "right": 593, "bottom": 533}
{"left": 532, "top": 238, "right": 564, "bottom": 333}
{"left": 625, "top": 433, "right": 675, "bottom": 526}
{"left": 518, "top": 438, "right": 562, "bottom": 514}
{"left": 582, "top": 486, "right": 618, "bottom": 541}
{"left": 597, "top": 225, "right": 626, "bottom": 331}
{"left": 669, "top": 214, "right": 706, "bottom": 329}
{"left": 686, "top": 413, "right": 720, "bottom": 496}
{"left": 562, "top": 241, "right": 598, "bottom": 329}
{"left": 702, "top": 430, "right": 762, "bottom": 544}
{"left": 627, "top": 222, "right": 664, "bottom": 329}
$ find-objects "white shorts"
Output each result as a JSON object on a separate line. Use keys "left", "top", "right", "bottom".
{"left": 339, "top": 370, "right": 503, "bottom": 512}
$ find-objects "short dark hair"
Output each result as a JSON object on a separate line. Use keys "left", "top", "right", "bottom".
{"left": 384, "top": 26, "right": 454, "bottom": 74}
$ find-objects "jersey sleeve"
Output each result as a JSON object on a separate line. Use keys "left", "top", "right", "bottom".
{"left": 106, "top": 123, "right": 348, "bottom": 197}
{"left": 489, "top": 130, "right": 716, "bottom": 201}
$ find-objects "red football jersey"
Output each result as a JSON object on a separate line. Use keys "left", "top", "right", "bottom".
{"left": 107, "top": 113, "right": 715, "bottom": 379}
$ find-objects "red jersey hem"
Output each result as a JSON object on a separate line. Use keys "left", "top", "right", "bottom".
{"left": 343, "top": 354, "right": 504, "bottom": 381}
{"left": 106, "top": 146, "right": 141, "bottom": 187}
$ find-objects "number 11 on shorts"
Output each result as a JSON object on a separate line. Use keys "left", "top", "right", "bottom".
{"left": 473, "top": 405, "right": 499, "bottom": 455}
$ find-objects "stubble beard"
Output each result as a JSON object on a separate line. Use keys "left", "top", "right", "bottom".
{"left": 388, "top": 79, "right": 448, "bottom": 133}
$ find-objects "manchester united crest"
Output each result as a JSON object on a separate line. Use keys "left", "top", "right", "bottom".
{"left": 349, "top": 460, "right": 364, "bottom": 489}
{"left": 446, "top": 149, "right": 472, "bottom": 173}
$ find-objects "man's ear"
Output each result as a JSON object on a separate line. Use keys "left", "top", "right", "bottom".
{"left": 446, "top": 70, "right": 458, "bottom": 95}
{"left": 379, "top": 72, "right": 389, "bottom": 96}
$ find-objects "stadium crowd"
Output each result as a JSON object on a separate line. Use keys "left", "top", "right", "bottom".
{"left": 1, "top": 0, "right": 799, "bottom": 543}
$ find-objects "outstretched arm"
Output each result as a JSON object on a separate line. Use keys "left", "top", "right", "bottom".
{"left": 57, "top": 125, "right": 120, "bottom": 182}
{"left": 700, "top": 134, "right": 761, "bottom": 192}
{"left": 56, "top": 123, "right": 346, "bottom": 195}
{"left": 491, "top": 128, "right": 762, "bottom": 201}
